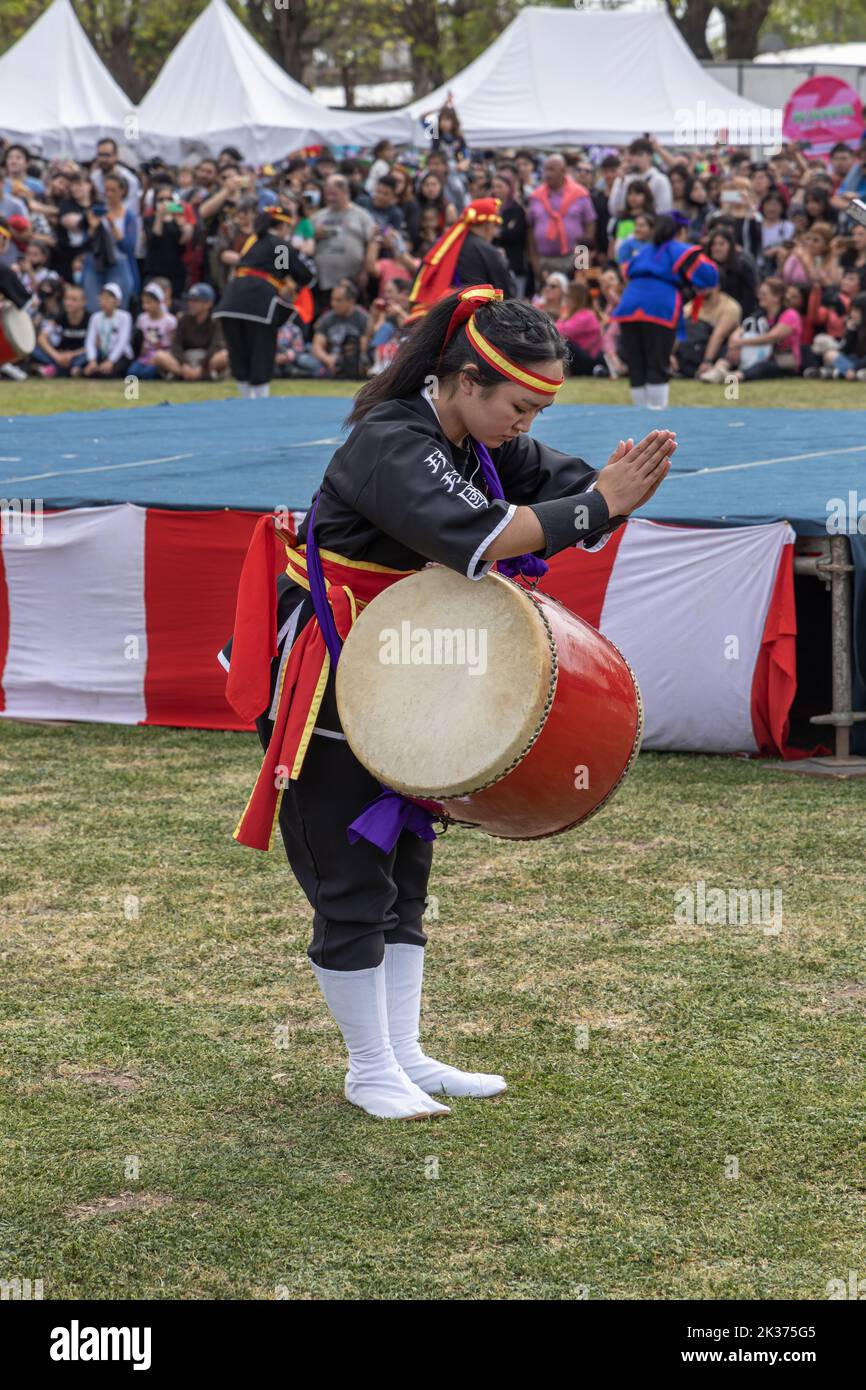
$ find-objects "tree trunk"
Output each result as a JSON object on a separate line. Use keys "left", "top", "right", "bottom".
{"left": 663, "top": 0, "right": 714, "bottom": 62}
{"left": 717, "top": 1, "right": 774, "bottom": 61}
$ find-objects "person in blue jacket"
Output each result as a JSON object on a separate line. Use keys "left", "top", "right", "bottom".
{"left": 611, "top": 213, "right": 720, "bottom": 408}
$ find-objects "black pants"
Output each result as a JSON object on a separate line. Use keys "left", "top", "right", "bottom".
{"left": 221, "top": 317, "right": 279, "bottom": 385}
{"left": 254, "top": 596, "right": 432, "bottom": 972}
{"left": 618, "top": 321, "right": 676, "bottom": 386}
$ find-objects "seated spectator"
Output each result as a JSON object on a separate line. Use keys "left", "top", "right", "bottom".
{"left": 806, "top": 291, "right": 866, "bottom": 379}
{"left": 782, "top": 221, "right": 838, "bottom": 289}
{"left": 131, "top": 282, "right": 178, "bottom": 379}
{"left": 298, "top": 281, "right": 370, "bottom": 379}
{"left": 365, "top": 222, "right": 418, "bottom": 298}
{"left": 274, "top": 310, "right": 307, "bottom": 378}
{"left": 757, "top": 191, "right": 794, "bottom": 274}
{"left": 837, "top": 221, "right": 866, "bottom": 287}
{"left": 706, "top": 277, "right": 802, "bottom": 383}
{"left": 532, "top": 269, "right": 569, "bottom": 318}
{"left": 389, "top": 164, "right": 420, "bottom": 250}
{"left": 594, "top": 265, "right": 626, "bottom": 377}
{"left": 150, "top": 282, "right": 228, "bottom": 380}
{"left": 706, "top": 225, "right": 758, "bottom": 318}
{"left": 365, "top": 278, "right": 411, "bottom": 376}
{"left": 32, "top": 282, "right": 90, "bottom": 377}
{"left": 82, "top": 283, "right": 134, "bottom": 377}
{"left": 680, "top": 285, "right": 742, "bottom": 380}
{"left": 555, "top": 281, "right": 603, "bottom": 375}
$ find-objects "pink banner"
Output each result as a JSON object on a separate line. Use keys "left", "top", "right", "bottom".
{"left": 783, "top": 75, "right": 864, "bottom": 148}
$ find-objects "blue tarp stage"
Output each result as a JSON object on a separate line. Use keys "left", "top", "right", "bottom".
{"left": 1, "top": 398, "right": 863, "bottom": 536}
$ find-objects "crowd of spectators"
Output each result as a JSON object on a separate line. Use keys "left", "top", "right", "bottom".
{"left": 3, "top": 110, "right": 866, "bottom": 387}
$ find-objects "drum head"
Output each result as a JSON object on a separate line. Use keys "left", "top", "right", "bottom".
{"left": 2, "top": 305, "right": 36, "bottom": 354}
{"left": 336, "top": 567, "right": 555, "bottom": 799}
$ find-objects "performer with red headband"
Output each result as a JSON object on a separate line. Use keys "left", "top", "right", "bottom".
{"left": 220, "top": 284, "right": 676, "bottom": 1121}
{"left": 409, "top": 197, "right": 516, "bottom": 319}
{"left": 214, "top": 206, "right": 316, "bottom": 398}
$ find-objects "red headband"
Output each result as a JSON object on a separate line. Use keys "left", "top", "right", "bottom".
{"left": 437, "top": 284, "right": 563, "bottom": 397}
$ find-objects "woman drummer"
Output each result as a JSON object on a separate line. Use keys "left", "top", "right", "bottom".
{"left": 223, "top": 283, "right": 675, "bottom": 1121}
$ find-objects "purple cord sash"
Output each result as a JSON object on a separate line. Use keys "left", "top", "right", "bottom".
{"left": 304, "top": 445, "right": 543, "bottom": 853}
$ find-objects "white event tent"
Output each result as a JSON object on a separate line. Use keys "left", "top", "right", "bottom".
{"left": 0, "top": 0, "right": 133, "bottom": 159}
{"left": 398, "top": 6, "right": 778, "bottom": 148}
{"left": 134, "top": 0, "right": 404, "bottom": 162}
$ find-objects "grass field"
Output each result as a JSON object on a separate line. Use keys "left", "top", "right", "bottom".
{"left": 1, "top": 373, "right": 864, "bottom": 415}
{"left": 2, "top": 719, "right": 865, "bottom": 1300}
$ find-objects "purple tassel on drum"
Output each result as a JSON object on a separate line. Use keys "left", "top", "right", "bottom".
{"left": 472, "top": 439, "right": 549, "bottom": 582}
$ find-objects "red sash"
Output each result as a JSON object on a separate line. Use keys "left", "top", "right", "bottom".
{"left": 225, "top": 515, "right": 416, "bottom": 850}
{"left": 530, "top": 179, "right": 588, "bottom": 255}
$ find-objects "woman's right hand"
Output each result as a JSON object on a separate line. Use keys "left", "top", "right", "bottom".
{"left": 594, "top": 430, "right": 676, "bottom": 516}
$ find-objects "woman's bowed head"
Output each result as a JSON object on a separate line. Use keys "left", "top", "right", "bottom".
{"left": 348, "top": 287, "right": 677, "bottom": 545}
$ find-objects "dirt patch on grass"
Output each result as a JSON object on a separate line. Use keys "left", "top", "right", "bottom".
{"left": 55, "top": 1063, "right": 141, "bottom": 1089}
{"left": 69, "top": 1192, "right": 173, "bottom": 1220}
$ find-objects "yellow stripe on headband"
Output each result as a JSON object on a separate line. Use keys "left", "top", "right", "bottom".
{"left": 465, "top": 315, "right": 562, "bottom": 396}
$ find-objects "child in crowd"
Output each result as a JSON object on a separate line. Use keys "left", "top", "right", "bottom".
{"left": 131, "top": 282, "right": 178, "bottom": 379}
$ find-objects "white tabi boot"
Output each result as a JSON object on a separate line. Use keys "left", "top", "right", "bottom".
{"left": 645, "top": 381, "right": 669, "bottom": 409}
{"left": 630, "top": 384, "right": 648, "bottom": 406}
{"left": 310, "top": 960, "right": 450, "bottom": 1119}
{"left": 236, "top": 380, "right": 251, "bottom": 398}
{"left": 384, "top": 943, "right": 507, "bottom": 1099}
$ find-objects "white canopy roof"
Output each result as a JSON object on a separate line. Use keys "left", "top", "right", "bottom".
{"left": 135, "top": 0, "right": 403, "bottom": 162}
{"left": 756, "top": 43, "right": 866, "bottom": 67}
{"left": 0, "top": 0, "right": 133, "bottom": 159}
{"left": 400, "top": 6, "right": 776, "bottom": 147}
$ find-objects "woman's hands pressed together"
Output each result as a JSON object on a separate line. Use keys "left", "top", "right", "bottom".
{"left": 594, "top": 429, "right": 677, "bottom": 516}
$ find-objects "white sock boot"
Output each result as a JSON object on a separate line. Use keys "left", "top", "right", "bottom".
{"left": 645, "top": 381, "right": 669, "bottom": 409}
{"left": 310, "top": 960, "right": 450, "bottom": 1119}
{"left": 630, "top": 384, "right": 648, "bottom": 406}
{"left": 384, "top": 944, "right": 507, "bottom": 1099}
{"left": 236, "top": 380, "right": 251, "bottom": 398}
{"left": 249, "top": 382, "right": 270, "bottom": 398}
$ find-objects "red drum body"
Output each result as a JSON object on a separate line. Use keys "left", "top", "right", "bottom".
{"left": 335, "top": 567, "right": 642, "bottom": 840}
{"left": 0, "top": 305, "right": 35, "bottom": 365}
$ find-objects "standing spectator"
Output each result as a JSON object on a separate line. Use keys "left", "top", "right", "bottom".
{"left": 514, "top": 150, "right": 538, "bottom": 201}
{"left": 311, "top": 175, "right": 376, "bottom": 313}
{"left": 527, "top": 154, "right": 596, "bottom": 283}
{"left": 356, "top": 175, "right": 408, "bottom": 237}
{"left": 782, "top": 222, "right": 837, "bottom": 290}
{"left": 54, "top": 172, "right": 93, "bottom": 283}
{"left": 757, "top": 191, "right": 795, "bottom": 274}
{"left": 491, "top": 169, "right": 528, "bottom": 296}
{"left": 130, "top": 283, "right": 177, "bottom": 379}
{"left": 0, "top": 181, "right": 27, "bottom": 267}
{"left": 364, "top": 140, "right": 396, "bottom": 195}
{"left": 143, "top": 186, "right": 193, "bottom": 299}
{"left": 82, "top": 172, "right": 139, "bottom": 311}
{"left": 424, "top": 150, "right": 467, "bottom": 214}
{"left": 612, "top": 182, "right": 656, "bottom": 258}
{"left": 716, "top": 177, "right": 763, "bottom": 261}
{"left": 592, "top": 154, "right": 621, "bottom": 260}
{"left": 33, "top": 282, "right": 90, "bottom": 377}
{"left": 838, "top": 221, "right": 866, "bottom": 287}
{"left": 608, "top": 137, "right": 673, "bottom": 219}
{"left": 214, "top": 194, "right": 259, "bottom": 291}
{"left": 414, "top": 172, "right": 457, "bottom": 247}
{"left": 82, "top": 283, "right": 133, "bottom": 376}
{"left": 389, "top": 165, "right": 420, "bottom": 250}
{"left": 430, "top": 107, "right": 470, "bottom": 173}
{"left": 151, "top": 283, "right": 228, "bottom": 380}
{"left": 90, "top": 138, "right": 141, "bottom": 217}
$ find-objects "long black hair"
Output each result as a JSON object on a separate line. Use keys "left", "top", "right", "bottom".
{"left": 652, "top": 214, "right": 680, "bottom": 246}
{"left": 346, "top": 291, "right": 567, "bottom": 426}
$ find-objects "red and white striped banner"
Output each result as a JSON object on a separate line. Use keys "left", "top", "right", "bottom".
{"left": 0, "top": 506, "right": 796, "bottom": 755}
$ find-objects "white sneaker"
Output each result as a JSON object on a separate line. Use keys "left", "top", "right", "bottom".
{"left": 310, "top": 960, "right": 450, "bottom": 1119}
{"left": 384, "top": 943, "right": 507, "bottom": 1099}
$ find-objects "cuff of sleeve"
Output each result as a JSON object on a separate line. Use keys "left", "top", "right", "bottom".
{"left": 528, "top": 489, "right": 610, "bottom": 560}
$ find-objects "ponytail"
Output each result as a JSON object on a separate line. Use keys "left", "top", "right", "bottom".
{"left": 652, "top": 214, "right": 679, "bottom": 246}
{"left": 345, "top": 291, "right": 566, "bottom": 426}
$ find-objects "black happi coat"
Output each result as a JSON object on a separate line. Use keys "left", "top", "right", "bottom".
{"left": 214, "top": 231, "right": 317, "bottom": 327}
{"left": 222, "top": 391, "right": 617, "bottom": 738}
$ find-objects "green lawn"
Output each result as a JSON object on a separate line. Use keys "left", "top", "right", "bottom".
{"left": 1, "top": 719, "right": 864, "bottom": 1300}
{"left": 1, "top": 374, "right": 864, "bottom": 415}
